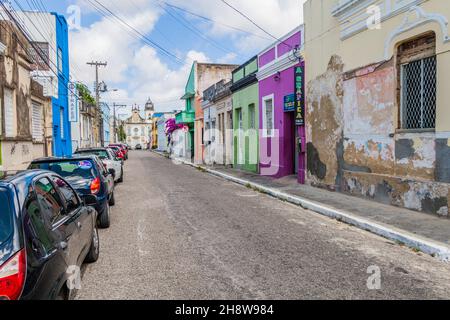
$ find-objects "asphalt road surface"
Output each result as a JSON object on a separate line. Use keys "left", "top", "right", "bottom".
{"left": 76, "top": 151, "right": 450, "bottom": 300}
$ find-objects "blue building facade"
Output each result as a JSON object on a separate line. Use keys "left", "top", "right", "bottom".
{"left": 101, "top": 102, "right": 110, "bottom": 146}
{"left": 52, "top": 13, "right": 72, "bottom": 157}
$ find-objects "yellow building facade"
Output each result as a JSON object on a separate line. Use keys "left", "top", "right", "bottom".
{"left": 304, "top": 0, "right": 450, "bottom": 216}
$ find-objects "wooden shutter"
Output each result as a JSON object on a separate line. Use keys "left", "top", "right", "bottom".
{"left": 32, "top": 102, "right": 43, "bottom": 141}
{"left": 4, "top": 88, "right": 14, "bottom": 137}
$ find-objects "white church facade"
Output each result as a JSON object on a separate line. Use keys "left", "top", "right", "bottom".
{"left": 125, "top": 99, "right": 154, "bottom": 150}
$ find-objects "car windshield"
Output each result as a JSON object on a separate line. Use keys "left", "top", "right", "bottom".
{"left": 76, "top": 150, "right": 109, "bottom": 160}
{"left": 0, "top": 189, "right": 13, "bottom": 244}
{"left": 30, "top": 160, "right": 98, "bottom": 180}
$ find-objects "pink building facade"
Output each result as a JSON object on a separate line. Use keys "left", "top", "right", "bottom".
{"left": 257, "top": 26, "right": 306, "bottom": 182}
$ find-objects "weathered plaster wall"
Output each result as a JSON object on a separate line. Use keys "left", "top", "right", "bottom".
{"left": 306, "top": 55, "right": 344, "bottom": 190}
{"left": 214, "top": 95, "right": 233, "bottom": 166}
{"left": 0, "top": 21, "right": 47, "bottom": 171}
{"left": 194, "top": 64, "right": 238, "bottom": 164}
{"left": 342, "top": 62, "right": 396, "bottom": 176}
{"left": 303, "top": 0, "right": 450, "bottom": 216}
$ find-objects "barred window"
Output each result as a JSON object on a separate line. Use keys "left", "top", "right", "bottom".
{"left": 29, "top": 42, "right": 50, "bottom": 71}
{"left": 398, "top": 33, "right": 436, "bottom": 130}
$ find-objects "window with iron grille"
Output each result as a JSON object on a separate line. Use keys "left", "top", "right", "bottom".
{"left": 29, "top": 42, "right": 50, "bottom": 71}
{"left": 398, "top": 34, "right": 436, "bottom": 130}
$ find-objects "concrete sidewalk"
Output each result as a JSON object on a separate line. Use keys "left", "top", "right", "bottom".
{"left": 153, "top": 151, "right": 450, "bottom": 261}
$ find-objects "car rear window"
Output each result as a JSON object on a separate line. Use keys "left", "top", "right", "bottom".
{"left": 76, "top": 150, "right": 109, "bottom": 160}
{"left": 0, "top": 189, "right": 13, "bottom": 243}
{"left": 30, "top": 160, "right": 98, "bottom": 180}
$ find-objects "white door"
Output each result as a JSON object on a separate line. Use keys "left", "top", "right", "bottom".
{"left": 237, "top": 109, "right": 244, "bottom": 165}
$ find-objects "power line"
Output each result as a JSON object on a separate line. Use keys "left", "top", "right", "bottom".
{"left": 121, "top": 0, "right": 181, "bottom": 49}
{"left": 0, "top": 2, "right": 84, "bottom": 103}
{"left": 164, "top": 3, "right": 272, "bottom": 41}
{"left": 85, "top": 0, "right": 186, "bottom": 65}
{"left": 157, "top": 1, "right": 236, "bottom": 55}
{"left": 13, "top": 0, "right": 85, "bottom": 83}
{"left": 220, "top": 0, "right": 293, "bottom": 49}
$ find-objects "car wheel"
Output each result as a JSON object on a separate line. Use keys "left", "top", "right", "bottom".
{"left": 98, "top": 202, "right": 110, "bottom": 229}
{"left": 85, "top": 226, "right": 100, "bottom": 263}
{"left": 118, "top": 170, "right": 124, "bottom": 183}
{"left": 109, "top": 192, "right": 115, "bottom": 206}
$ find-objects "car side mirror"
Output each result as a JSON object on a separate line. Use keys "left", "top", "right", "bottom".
{"left": 108, "top": 168, "right": 116, "bottom": 178}
{"left": 83, "top": 194, "right": 98, "bottom": 206}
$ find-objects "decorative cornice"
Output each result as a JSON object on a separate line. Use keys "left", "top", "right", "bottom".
{"left": 332, "top": 0, "right": 362, "bottom": 17}
{"left": 256, "top": 53, "right": 300, "bottom": 81}
{"left": 332, "top": 0, "right": 430, "bottom": 40}
{"left": 384, "top": 6, "right": 450, "bottom": 59}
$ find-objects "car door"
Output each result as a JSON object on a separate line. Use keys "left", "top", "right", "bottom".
{"left": 51, "top": 175, "right": 92, "bottom": 265}
{"left": 95, "top": 158, "right": 114, "bottom": 195}
{"left": 107, "top": 149, "right": 122, "bottom": 179}
{"left": 21, "top": 176, "right": 78, "bottom": 299}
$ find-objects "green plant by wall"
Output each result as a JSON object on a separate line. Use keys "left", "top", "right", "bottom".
{"left": 118, "top": 124, "right": 127, "bottom": 142}
{"left": 76, "top": 83, "right": 96, "bottom": 105}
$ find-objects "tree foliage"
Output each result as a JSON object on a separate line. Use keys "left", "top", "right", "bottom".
{"left": 118, "top": 124, "right": 127, "bottom": 142}
{"left": 76, "top": 83, "right": 96, "bottom": 105}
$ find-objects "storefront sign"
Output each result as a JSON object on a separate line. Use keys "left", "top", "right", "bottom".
{"left": 283, "top": 94, "right": 295, "bottom": 112}
{"left": 68, "top": 82, "right": 78, "bottom": 122}
{"left": 294, "top": 65, "right": 305, "bottom": 126}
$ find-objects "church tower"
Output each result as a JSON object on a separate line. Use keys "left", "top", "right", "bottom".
{"left": 144, "top": 98, "right": 155, "bottom": 121}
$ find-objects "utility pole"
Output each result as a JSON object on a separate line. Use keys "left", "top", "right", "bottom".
{"left": 113, "top": 103, "right": 127, "bottom": 143}
{"left": 87, "top": 61, "right": 107, "bottom": 146}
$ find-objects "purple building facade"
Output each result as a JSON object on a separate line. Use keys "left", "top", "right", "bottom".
{"left": 257, "top": 26, "right": 306, "bottom": 183}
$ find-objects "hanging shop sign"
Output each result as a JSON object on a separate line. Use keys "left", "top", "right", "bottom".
{"left": 68, "top": 82, "right": 78, "bottom": 122}
{"left": 294, "top": 65, "right": 305, "bottom": 126}
{"left": 283, "top": 94, "right": 295, "bottom": 112}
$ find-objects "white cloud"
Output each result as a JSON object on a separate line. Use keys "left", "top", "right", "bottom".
{"left": 69, "top": 0, "right": 306, "bottom": 113}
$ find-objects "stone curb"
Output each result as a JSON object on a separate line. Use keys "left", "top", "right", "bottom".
{"left": 152, "top": 151, "right": 450, "bottom": 262}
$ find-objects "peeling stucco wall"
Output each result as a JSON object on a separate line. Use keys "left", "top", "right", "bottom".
{"left": 303, "top": 0, "right": 450, "bottom": 217}
{"left": 306, "top": 54, "right": 450, "bottom": 217}
{"left": 306, "top": 55, "right": 344, "bottom": 190}
{"left": 343, "top": 172, "right": 449, "bottom": 217}
{"left": 0, "top": 21, "right": 48, "bottom": 171}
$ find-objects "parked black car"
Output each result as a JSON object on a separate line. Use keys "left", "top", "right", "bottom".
{"left": 135, "top": 144, "right": 142, "bottom": 150}
{"left": 0, "top": 170, "right": 99, "bottom": 300}
{"left": 29, "top": 156, "right": 115, "bottom": 229}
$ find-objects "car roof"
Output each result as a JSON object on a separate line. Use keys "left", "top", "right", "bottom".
{"left": 0, "top": 169, "right": 52, "bottom": 185}
{"left": 32, "top": 155, "right": 99, "bottom": 163}
{"left": 75, "top": 147, "right": 109, "bottom": 152}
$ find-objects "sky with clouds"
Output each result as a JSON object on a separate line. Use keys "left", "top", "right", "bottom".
{"left": 30, "top": 0, "right": 306, "bottom": 116}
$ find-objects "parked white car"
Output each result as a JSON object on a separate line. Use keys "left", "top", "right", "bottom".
{"left": 74, "top": 148, "right": 124, "bottom": 183}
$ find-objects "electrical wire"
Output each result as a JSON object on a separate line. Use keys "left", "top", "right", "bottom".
{"left": 0, "top": 2, "right": 84, "bottom": 102}
{"left": 220, "top": 0, "right": 294, "bottom": 49}
{"left": 163, "top": 3, "right": 272, "bottom": 41}
{"left": 156, "top": 1, "right": 236, "bottom": 55}
{"left": 15, "top": 0, "right": 85, "bottom": 83}
{"left": 85, "top": 0, "right": 186, "bottom": 65}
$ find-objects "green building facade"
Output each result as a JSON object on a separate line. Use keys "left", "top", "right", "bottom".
{"left": 178, "top": 64, "right": 196, "bottom": 160}
{"left": 231, "top": 57, "right": 259, "bottom": 173}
